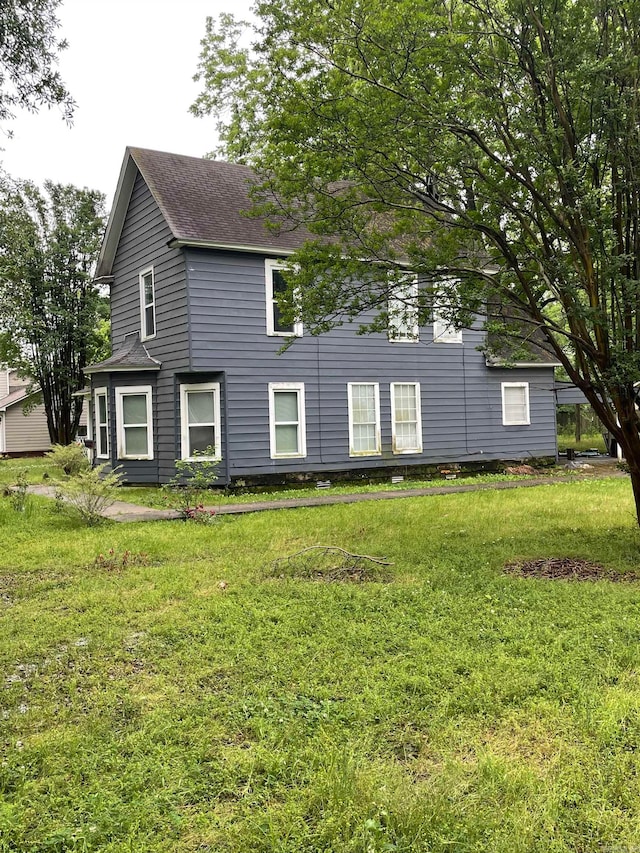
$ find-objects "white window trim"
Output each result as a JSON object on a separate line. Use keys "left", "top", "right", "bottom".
{"left": 115, "top": 385, "right": 154, "bottom": 460}
{"left": 433, "top": 311, "right": 463, "bottom": 344}
{"left": 265, "top": 259, "right": 303, "bottom": 338}
{"left": 501, "top": 382, "right": 530, "bottom": 426}
{"left": 94, "top": 387, "right": 109, "bottom": 459}
{"left": 139, "top": 266, "right": 156, "bottom": 341}
{"left": 268, "top": 382, "right": 307, "bottom": 459}
{"left": 390, "top": 382, "right": 423, "bottom": 454}
{"left": 180, "top": 382, "right": 222, "bottom": 461}
{"left": 347, "top": 382, "right": 381, "bottom": 457}
{"left": 388, "top": 274, "right": 419, "bottom": 343}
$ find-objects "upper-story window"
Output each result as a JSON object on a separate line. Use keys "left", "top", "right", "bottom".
{"left": 433, "top": 311, "right": 463, "bottom": 344}
{"left": 388, "top": 275, "right": 419, "bottom": 342}
{"left": 139, "top": 267, "right": 156, "bottom": 340}
{"left": 433, "top": 278, "right": 462, "bottom": 343}
{"left": 265, "top": 259, "right": 302, "bottom": 337}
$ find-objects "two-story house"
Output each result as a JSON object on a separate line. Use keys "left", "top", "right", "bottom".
{"left": 85, "top": 147, "right": 559, "bottom": 485}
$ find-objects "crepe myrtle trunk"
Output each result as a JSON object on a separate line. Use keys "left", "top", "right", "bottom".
{"left": 40, "top": 373, "right": 83, "bottom": 445}
{"left": 613, "top": 394, "right": 640, "bottom": 527}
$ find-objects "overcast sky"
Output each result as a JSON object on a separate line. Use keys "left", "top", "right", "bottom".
{"left": 1, "top": 0, "right": 249, "bottom": 207}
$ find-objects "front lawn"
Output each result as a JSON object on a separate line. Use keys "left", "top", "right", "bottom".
{"left": 1, "top": 477, "right": 640, "bottom": 851}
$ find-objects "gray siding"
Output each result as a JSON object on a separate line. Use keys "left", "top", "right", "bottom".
{"left": 185, "top": 249, "right": 557, "bottom": 478}
{"left": 109, "top": 172, "right": 188, "bottom": 482}
{"left": 98, "top": 175, "right": 557, "bottom": 483}
{"left": 90, "top": 374, "right": 159, "bottom": 484}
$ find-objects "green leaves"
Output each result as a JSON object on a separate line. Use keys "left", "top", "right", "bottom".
{"left": 0, "top": 179, "right": 106, "bottom": 444}
{"left": 0, "top": 0, "right": 73, "bottom": 126}
{"left": 193, "top": 1, "right": 640, "bottom": 451}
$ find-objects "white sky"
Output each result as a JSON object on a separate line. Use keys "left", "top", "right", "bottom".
{"left": 1, "top": 0, "right": 248, "bottom": 208}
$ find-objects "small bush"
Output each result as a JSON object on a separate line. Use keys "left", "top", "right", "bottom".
{"left": 55, "top": 464, "right": 123, "bottom": 526}
{"left": 47, "top": 443, "right": 90, "bottom": 477}
{"left": 4, "top": 470, "right": 29, "bottom": 512}
{"left": 183, "top": 504, "right": 218, "bottom": 524}
{"left": 164, "top": 447, "right": 220, "bottom": 520}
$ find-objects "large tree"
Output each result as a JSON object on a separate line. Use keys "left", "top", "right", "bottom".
{"left": 193, "top": 0, "right": 640, "bottom": 522}
{"left": 0, "top": 0, "right": 73, "bottom": 127}
{"left": 0, "top": 180, "right": 106, "bottom": 444}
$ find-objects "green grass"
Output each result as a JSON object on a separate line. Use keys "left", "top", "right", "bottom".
{"left": 2, "top": 474, "right": 640, "bottom": 850}
{"left": 0, "top": 455, "right": 592, "bottom": 511}
{"left": 557, "top": 431, "right": 607, "bottom": 454}
{"left": 119, "top": 470, "right": 547, "bottom": 509}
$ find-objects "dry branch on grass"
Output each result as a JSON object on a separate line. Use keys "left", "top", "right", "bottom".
{"left": 504, "top": 557, "right": 640, "bottom": 582}
{"left": 268, "top": 545, "right": 393, "bottom": 583}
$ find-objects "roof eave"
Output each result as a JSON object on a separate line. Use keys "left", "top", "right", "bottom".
{"left": 84, "top": 364, "right": 161, "bottom": 375}
{"left": 168, "top": 238, "right": 296, "bottom": 256}
{"left": 486, "top": 360, "right": 561, "bottom": 369}
{"left": 95, "top": 150, "right": 140, "bottom": 279}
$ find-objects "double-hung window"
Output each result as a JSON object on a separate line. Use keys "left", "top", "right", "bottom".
{"left": 433, "top": 311, "right": 463, "bottom": 343}
{"left": 269, "top": 383, "right": 306, "bottom": 458}
{"left": 433, "top": 278, "right": 462, "bottom": 343}
{"left": 265, "top": 259, "right": 302, "bottom": 337}
{"left": 391, "top": 382, "right": 423, "bottom": 453}
{"left": 180, "top": 383, "right": 221, "bottom": 460}
{"left": 115, "top": 386, "right": 153, "bottom": 459}
{"left": 501, "top": 382, "right": 530, "bottom": 425}
{"left": 347, "top": 383, "right": 381, "bottom": 456}
{"left": 94, "top": 388, "right": 109, "bottom": 459}
{"left": 388, "top": 274, "right": 419, "bottom": 342}
{"left": 140, "top": 267, "right": 156, "bottom": 340}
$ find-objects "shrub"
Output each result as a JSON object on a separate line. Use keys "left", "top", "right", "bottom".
{"left": 164, "top": 448, "right": 220, "bottom": 521}
{"left": 3, "top": 470, "right": 29, "bottom": 512}
{"left": 55, "top": 464, "right": 123, "bottom": 526}
{"left": 47, "top": 443, "right": 90, "bottom": 477}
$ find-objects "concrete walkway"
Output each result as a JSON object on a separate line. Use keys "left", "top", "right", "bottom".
{"left": 27, "top": 460, "right": 625, "bottom": 523}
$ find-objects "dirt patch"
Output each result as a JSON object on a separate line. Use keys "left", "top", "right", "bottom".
{"left": 504, "top": 557, "right": 640, "bottom": 582}
{"left": 504, "top": 465, "right": 539, "bottom": 476}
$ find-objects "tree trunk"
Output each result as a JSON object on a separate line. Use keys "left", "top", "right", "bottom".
{"left": 616, "top": 400, "right": 640, "bottom": 526}
{"left": 575, "top": 405, "right": 582, "bottom": 443}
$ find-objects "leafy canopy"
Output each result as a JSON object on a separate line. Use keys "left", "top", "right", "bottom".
{"left": 194, "top": 2, "right": 640, "bottom": 404}
{"left": 194, "top": 0, "right": 640, "bottom": 518}
{"left": 0, "top": 179, "right": 106, "bottom": 444}
{"left": 0, "top": 0, "right": 73, "bottom": 127}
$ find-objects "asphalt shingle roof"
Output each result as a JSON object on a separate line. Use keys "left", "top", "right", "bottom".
{"left": 84, "top": 333, "right": 161, "bottom": 374}
{"left": 0, "top": 387, "right": 31, "bottom": 411}
{"left": 128, "top": 147, "right": 314, "bottom": 252}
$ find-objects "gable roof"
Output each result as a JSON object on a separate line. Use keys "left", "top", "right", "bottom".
{"left": 96, "top": 147, "right": 316, "bottom": 278}
{"left": 0, "top": 386, "right": 34, "bottom": 412}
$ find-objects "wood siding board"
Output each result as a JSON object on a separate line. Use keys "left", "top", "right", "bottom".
{"left": 179, "top": 249, "right": 557, "bottom": 479}
{"left": 4, "top": 401, "right": 52, "bottom": 452}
